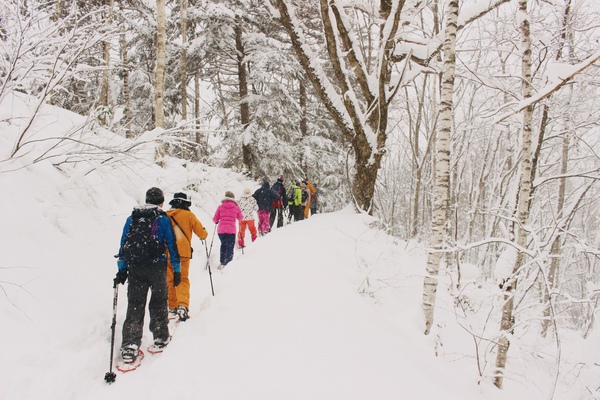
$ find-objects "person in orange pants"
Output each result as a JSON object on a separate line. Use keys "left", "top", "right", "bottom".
{"left": 237, "top": 187, "right": 259, "bottom": 247}
{"left": 166, "top": 192, "right": 208, "bottom": 321}
{"left": 302, "top": 179, "right": 318, "bottom": 219}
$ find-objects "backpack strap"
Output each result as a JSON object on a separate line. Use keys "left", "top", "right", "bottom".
{"left": 170, "top": 216, "right": 191, "bottom": 244}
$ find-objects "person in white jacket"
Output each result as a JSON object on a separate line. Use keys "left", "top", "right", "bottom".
{"left": 237, "top": 187, "right": 259, "bottom": 248}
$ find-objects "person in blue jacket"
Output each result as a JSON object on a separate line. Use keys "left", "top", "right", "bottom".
{"left": 114, "top": 187, "right": 181, "bottom": 363}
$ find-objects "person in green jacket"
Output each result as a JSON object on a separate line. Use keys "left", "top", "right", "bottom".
{"left": 287, "top": 182, "right": 303, "bottom": 223}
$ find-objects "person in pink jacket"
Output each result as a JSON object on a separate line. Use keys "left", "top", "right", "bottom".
{"left": 212, "top": 191, "right": 243, "bottom": 270}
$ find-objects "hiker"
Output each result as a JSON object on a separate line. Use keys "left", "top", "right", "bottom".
{"left": 238, "top": 187, "right": 259, "bottom": 248}
{"left": 114, "top": 187, "right": 181, "bottom": 363}
{"left": 302, "top": 179, "right": 318, "bottom": 219}
{"left": 270, "top": 175, "right": 287, "bottom": 229}
{"left": 287, "top": 181, "right": 302, "bottom": 223}
{"left": 166, "top": 192, "right": 208, "bottom": 321}
{"left": 310, "top": 183, "right": 320, "bottom": 215}
{"left": 252, "top": 180, "right": 278, "bottom": 234}
{"left": 212, "top": 191, "right": 243, "bottom": 270}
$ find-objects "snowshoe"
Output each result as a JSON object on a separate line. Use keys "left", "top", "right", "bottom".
{"left": 176, "top": 306, "right": 189, "bottom": 321}
{"left": 147, "top": 337, "right": 171, "bottom": 354}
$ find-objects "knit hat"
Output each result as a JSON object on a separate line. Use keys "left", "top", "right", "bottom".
{"left": 225, "top": 191, "right": 235, "bottom": 199}
{"left": 278, "top": 175, "right": 284, "bottom": 182}
{"left": 146, "top": 187, "right": 165, "bottom": 205}
{"left": 170, "top": 192, "right": 191, "bottom": 206}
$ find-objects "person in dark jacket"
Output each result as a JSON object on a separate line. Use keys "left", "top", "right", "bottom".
{"left": 253, "top": 181, "right": 279, "bottom": 234}
{"left": 270, "top": 175, "right": 287, "bottom": 229}
{"left": 115, "top": 187, "right": 181, "bottom": 363}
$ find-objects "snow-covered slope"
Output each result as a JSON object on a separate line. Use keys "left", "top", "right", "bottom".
{"left": 1, "top": 92, "right": 598, "bottom": 400}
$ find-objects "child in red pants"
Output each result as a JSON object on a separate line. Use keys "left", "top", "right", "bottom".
{"left": 237, "top": 188, "right": 258, "bottom": 247}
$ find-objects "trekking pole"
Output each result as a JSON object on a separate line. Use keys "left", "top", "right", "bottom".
{"left": 104, "top": 280, "right": 119, "bottom": 383}
{"left": 204, "top": 224, "right": 217, "bottom": 296}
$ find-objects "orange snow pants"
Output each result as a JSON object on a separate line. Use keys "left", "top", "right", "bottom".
{"left": 167, "top": 258, "right": 191, "bottom": 310}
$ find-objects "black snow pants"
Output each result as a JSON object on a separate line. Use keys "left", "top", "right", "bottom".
{"left": 121, "top": 260, "right": 169, "bottom": 349}
{"left": 270, "top": 206, "right": 284, "bottom": 228}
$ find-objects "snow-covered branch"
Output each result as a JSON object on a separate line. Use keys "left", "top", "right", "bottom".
{"left": 494, "top": 49, "right": 600, "bottom": 124}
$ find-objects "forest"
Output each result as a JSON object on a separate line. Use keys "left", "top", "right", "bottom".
{"left": 1, "top": 0, "right": 599, "bottom": 391}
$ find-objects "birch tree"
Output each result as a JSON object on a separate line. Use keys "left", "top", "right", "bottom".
{"left": 422, "top": 0, "right": 459, "bottom": 336}
{"left": 155, "top": 0, "right": 166, "bottom": 129}
{"left": 181, "top": 0, "right": 188, "bottom": 121}
{"left": 155, "top": 0, "right": 167, "bottom": 163}
{"left": 493, "top": 0, "right": 534, "bottom": 388}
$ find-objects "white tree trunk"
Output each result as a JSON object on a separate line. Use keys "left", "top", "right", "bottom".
{"left": 422, "top": 0, "right": 459, "bottom": 336}
{"left": 181, "top": 0, "right": 188, "bottom": 121}
{"left": 154, "top": 0, "right": 167, "bottom": 164}
{"left": 155, "top": 0, "right": 166, "bottom": 129}
{"left": 494, "top": 0, "right": 534, "bottom": 388}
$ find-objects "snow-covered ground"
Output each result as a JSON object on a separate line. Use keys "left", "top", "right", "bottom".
{"left": 1, "top": 93, "right": 599, "bottom": 400}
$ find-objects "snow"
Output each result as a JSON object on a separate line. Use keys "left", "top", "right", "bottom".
{"left": 1, "top": 95, "right": 599, "bottom": 400}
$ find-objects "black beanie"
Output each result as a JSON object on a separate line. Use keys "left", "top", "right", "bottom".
{"left": 146, "top": 187, "right": 165, "bottom": 205}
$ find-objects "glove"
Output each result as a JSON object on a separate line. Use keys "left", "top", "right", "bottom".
{"left": 114, "top": 270, "right": 128, "bottom": 286}
{"left": 173, "top": 271, "right": 181, "bottom": 287}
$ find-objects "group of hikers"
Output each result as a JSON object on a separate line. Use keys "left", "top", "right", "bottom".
{"left": 113, "top": 177, "right": 320, "bottom": 364}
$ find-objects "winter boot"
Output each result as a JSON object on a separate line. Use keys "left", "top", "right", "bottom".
{"left": 148, "top": 336, "right": 171, "bottom": 354}
{"left": 251, "top": 234, "right": 257, "bottom": 242}
{"left": 153, "top": 336, "right": 171, "bottom": 349}
{"left": 121, "top": 344, "right": 139, "bottom": 363}
{"left": 238, "top": 238, "right": 245, "bottom": 248}
{"left": 176, "top": 306, "right": 189, "bottom": 321}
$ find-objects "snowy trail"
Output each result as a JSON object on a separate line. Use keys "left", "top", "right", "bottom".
{"left": 77, "top": 211, "right": 498, "bottom": 400}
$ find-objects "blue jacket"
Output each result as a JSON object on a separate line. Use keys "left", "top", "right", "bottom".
{"left": 118, "top": 205, "right": 181, "bottom": 272}
{"left": 253, "top": 182, "right": 278, "bottom": 211}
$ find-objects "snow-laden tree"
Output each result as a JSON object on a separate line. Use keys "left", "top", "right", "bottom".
{"left": 188, "top": 0, "right": 347, "bottom": 197}
{"left": 266, "top": 0, "right": 510, "bottom": 213}
{"left": 0, "top": 0, "right": 112, "bottom": 159}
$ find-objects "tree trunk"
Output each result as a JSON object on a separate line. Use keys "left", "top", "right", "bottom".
{"left": 422, "top": 0, "right": 459, "bottom": 335}
{"left": 235, "top": 19, "right": 252, "bottom": 171}
{"left": 155, "top": 0, "right": 166, "bottom": 129}
{"left": 181, "top": 0, "right": 188, "bottom": 121}
{"left": 194, "top": 72, "right": 201, "bottom": 161}
{"left": 494, "top": 0, "right": 534, "bottom": 388}
{"left": 180, "top": 0, "right": 189, "bottom": 159}
{"left": 120, "top": 0, "right": 132, "bottom": 139}
{"left": 542, "top": 0, "right": 572, "bottom": 338}
{"left": 300, "top": 80, "right": 307, "bottom": 175}
{"left": 99, "top": 0, "right": 113, "bottom": 126}
{"left": 154, "top": 0, "right": 167, "bottom": 164}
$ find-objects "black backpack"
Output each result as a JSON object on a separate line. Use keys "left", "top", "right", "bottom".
{"left": 301, "top": 189, "right": 308, "bottom": 203}
{"left": 120, "top": 207, "right": 164, "bottom": 264}
{"left": 287, "top": 186, "right": 296, "bottom": 205}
